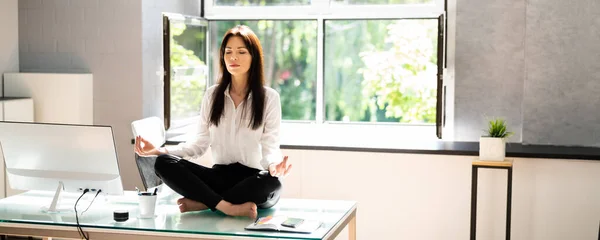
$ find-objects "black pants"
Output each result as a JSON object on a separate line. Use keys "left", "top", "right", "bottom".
{"left": 154, "top": 154, "right": 281, "bottom": 211}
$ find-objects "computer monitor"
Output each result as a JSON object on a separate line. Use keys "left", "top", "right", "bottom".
{"left": 0, "top": 121, "right": 124, "bottom": 213}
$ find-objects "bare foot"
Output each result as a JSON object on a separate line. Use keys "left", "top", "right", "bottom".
{"left": 217, "top": 201, "right": 257, "bottom": 219}
{"left": 177, "top": 198, "right": 208, "bottom": 213}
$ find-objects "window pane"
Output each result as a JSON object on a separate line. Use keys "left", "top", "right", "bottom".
{"left": 324, "top": 19, "right": 438, "bottom": 123}
{"left": 169, "top": 18, "right": 208, "bottom": 128}
{"left": 331, "top": 0, "right": 433, "bottom": 5}
{"left": 209, "top": 20, "right": 317, "bottom": 121}
{"left": 215, "top": 0, "right": 311, "bottom": 6}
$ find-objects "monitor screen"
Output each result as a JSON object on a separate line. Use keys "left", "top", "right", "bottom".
{"left": 0, "top": 121, "right": 123, "bottom": 197}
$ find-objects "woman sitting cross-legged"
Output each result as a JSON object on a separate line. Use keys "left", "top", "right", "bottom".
{"left": 134, "top": 25, "right": 292, "bottom": 219}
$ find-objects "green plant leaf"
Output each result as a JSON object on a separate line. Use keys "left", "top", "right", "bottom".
{"left": 484, "top": 118, "right": 513, "bottom": 138}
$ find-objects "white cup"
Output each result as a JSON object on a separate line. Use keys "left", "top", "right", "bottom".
{"left": 138, "top": 218, "right": 156, "bottom": 228}
{"left": 138, "top": 194, "right": 157, "bottom": 218}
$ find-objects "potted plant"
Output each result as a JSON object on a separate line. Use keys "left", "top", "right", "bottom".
{"left": 479, "top": 118, "right": 513, "bottom": 161}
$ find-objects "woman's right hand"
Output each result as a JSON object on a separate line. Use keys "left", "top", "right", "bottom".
{"left": 134, "top": 136, "right": 162, "bottom": 156}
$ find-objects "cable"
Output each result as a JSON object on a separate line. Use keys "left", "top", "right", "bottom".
{"left": 75, "top": 189, "right": 89, "bottom": 240}
{"left": 81, "top": 189, "right": 102, "bottom": 216}
{"left": 75, "top": 189, "right": 90, "bottom": 240}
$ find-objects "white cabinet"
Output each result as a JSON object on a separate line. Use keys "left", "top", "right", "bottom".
{"left": 1, "top": 97, "right": 34, "bottom": 122}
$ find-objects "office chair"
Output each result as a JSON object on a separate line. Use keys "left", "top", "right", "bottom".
{"left": 131, "top": 116, "right": 165, "bottom": 191}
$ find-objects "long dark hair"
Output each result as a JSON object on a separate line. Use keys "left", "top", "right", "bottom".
{"left": 210, "top": 25, "right": 266, "bottom": 130}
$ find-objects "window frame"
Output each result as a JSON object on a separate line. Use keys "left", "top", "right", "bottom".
{"left": 162, "top": 13, "right": 210, "bottom": 131}
{"left": 205, "top": 0, "right": 444, "bottom": 20}
{"left": 164, "top": 0, "right": 449, "bottom": 145}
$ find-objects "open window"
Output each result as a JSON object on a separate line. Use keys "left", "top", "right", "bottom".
{"left": 163, "top": 13, "right": 209, "bottom": 138}
{"left": 436, "top": 14, "right": 446, "bottom": 139}
{"left": 324, "top": 18, "right": 443, "bottom": 129}
{"left": 162, "top": 1, "right": 449, "bottom": 145}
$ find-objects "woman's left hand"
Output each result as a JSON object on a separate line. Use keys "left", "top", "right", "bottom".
{"left": 269, "top": 156, "right": 292, "bottom": 178}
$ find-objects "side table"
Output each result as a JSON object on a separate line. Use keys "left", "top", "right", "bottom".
{"left": 471, "top": 159, "right": 513, "bottom": 240}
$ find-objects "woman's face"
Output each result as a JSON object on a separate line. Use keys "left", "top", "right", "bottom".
{"left": 224, "top": 36, "right": 252, "bottom": 77}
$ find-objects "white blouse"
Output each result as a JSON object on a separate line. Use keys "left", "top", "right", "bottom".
{"left": 166, "top": 84, "right": 283, "bottom": 170}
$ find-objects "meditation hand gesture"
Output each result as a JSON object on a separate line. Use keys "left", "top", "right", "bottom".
{"left": 134, "top": 136, "right": 162, "bottom": 157}
{"left": 269, "top": 156, "right": 292, "bottom": 178}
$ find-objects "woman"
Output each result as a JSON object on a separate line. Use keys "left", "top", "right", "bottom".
{"left": 134, "top": 25, "right": 291, "bottom": 219}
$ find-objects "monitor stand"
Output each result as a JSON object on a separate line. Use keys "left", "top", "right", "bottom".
{"left": 41, "top": 181, "right": 71, "bottom": 213}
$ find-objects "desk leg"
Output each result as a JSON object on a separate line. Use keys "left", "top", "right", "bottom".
{"left": 349, "top": 214, "right": 356, "bottom": 240}
{"left": 506, "top": 167, "right": 512, "bottom": 240}
{"left": 470, "top": 165, "right": 478, "bottom": 240}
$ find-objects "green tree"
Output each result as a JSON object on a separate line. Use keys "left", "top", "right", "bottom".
{"left": 359, "top": 20, "right": 437, "bottom": 123}
{"left": 211, "top": 21, "right": 317, "bottom": 121}
{"left": 332, "top": 0, "right": 431, "bottom": 4}
{"left": 325, "top": 20, "right": 390, "bottom": 122}
{"left": 325, "top": 19, "right": 437, "bottom": 123}
{"left": 173, "top": 18, "right": 438, "bottom": 124}
{"left": 170, "top": 22, "right": 207, "bottom": 120}
{"left": 215, "top": 0, "right": 310, "bottom": 6}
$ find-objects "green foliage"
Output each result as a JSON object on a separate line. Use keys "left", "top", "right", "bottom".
{"left": 332, "top": 0, "right": 431, "bottom": 3}
{"left": 485, "top": 118, "right": 514, "bottom": 138}
{"left": 215, "top": 0, "right": 310, "bottom": 6}
{"left": 326, "top": 19, "right": 438, "bottom": 123}
{"left": 216, "top": 0, "right": 430, "bottom": 5}
{"left": 169, "top": 22, "right": 207, "bottom": 120}
{"left": 359, "top": 20, "right": 438, "bottom": 123}
{"left": 172, "top": 18, "right": 438, "bottom": 124}
{"left": 211, "top": 20, "right": 317, "bottom": 121}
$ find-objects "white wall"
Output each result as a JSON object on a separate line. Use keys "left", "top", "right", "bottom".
{"left": 512, "top": 158, "right": 600, "bottom": 240}
{"left": 0, "top": 0, "right": 19, "bottom": 96}
{"left": 0, "top": 0, "right": 20, "bottom": 200}
{"left": 189, "top": 148, "right": 600, "bottom": 240}
{"left": 18, "top": 0, "right": 145, "bottom": 190}
{"left": 475, "top": 168, "right": 509, "bottom": 240}
{"left": 190, "top": 149, "right": 472, "bottom": 240}
{"left": 17, "top": 0, "right": 201, "bottom": 192}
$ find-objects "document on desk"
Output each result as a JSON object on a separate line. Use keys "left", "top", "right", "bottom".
{"left": 245, "top": 215, "right": 322, "bottom": 233}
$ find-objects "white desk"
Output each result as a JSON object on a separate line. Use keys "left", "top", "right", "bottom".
{"left": 0, "top": 191, "right": 357, "bottom": 240}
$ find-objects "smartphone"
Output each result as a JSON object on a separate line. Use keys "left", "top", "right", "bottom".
{"left": 281, "top": 218, "right": 304, "bottom": 228}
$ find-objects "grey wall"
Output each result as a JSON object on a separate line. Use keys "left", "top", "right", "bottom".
{"left": 454, "top": 0, "right": 525, "bottom": 143}
{"left": 18, "top": 0, "right": 144, "bottom": 190}
{"left": 523, "top": 0, "right": 600, "bottom": 147}
{"left": 455, "top": 0, "right": 600, "bottom": 147}
{"left": 141, "top": 0, "right": 201, "bottom": 119}
{"left": 17, "top": 0, "right": 202, "bottom": 190}
{"left": 0, "top": 0, "right": 20, "bottom": 96}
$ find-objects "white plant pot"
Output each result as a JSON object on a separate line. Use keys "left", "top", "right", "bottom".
{"left": 479, "top": 137, "right": 506, "bottom": 161}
